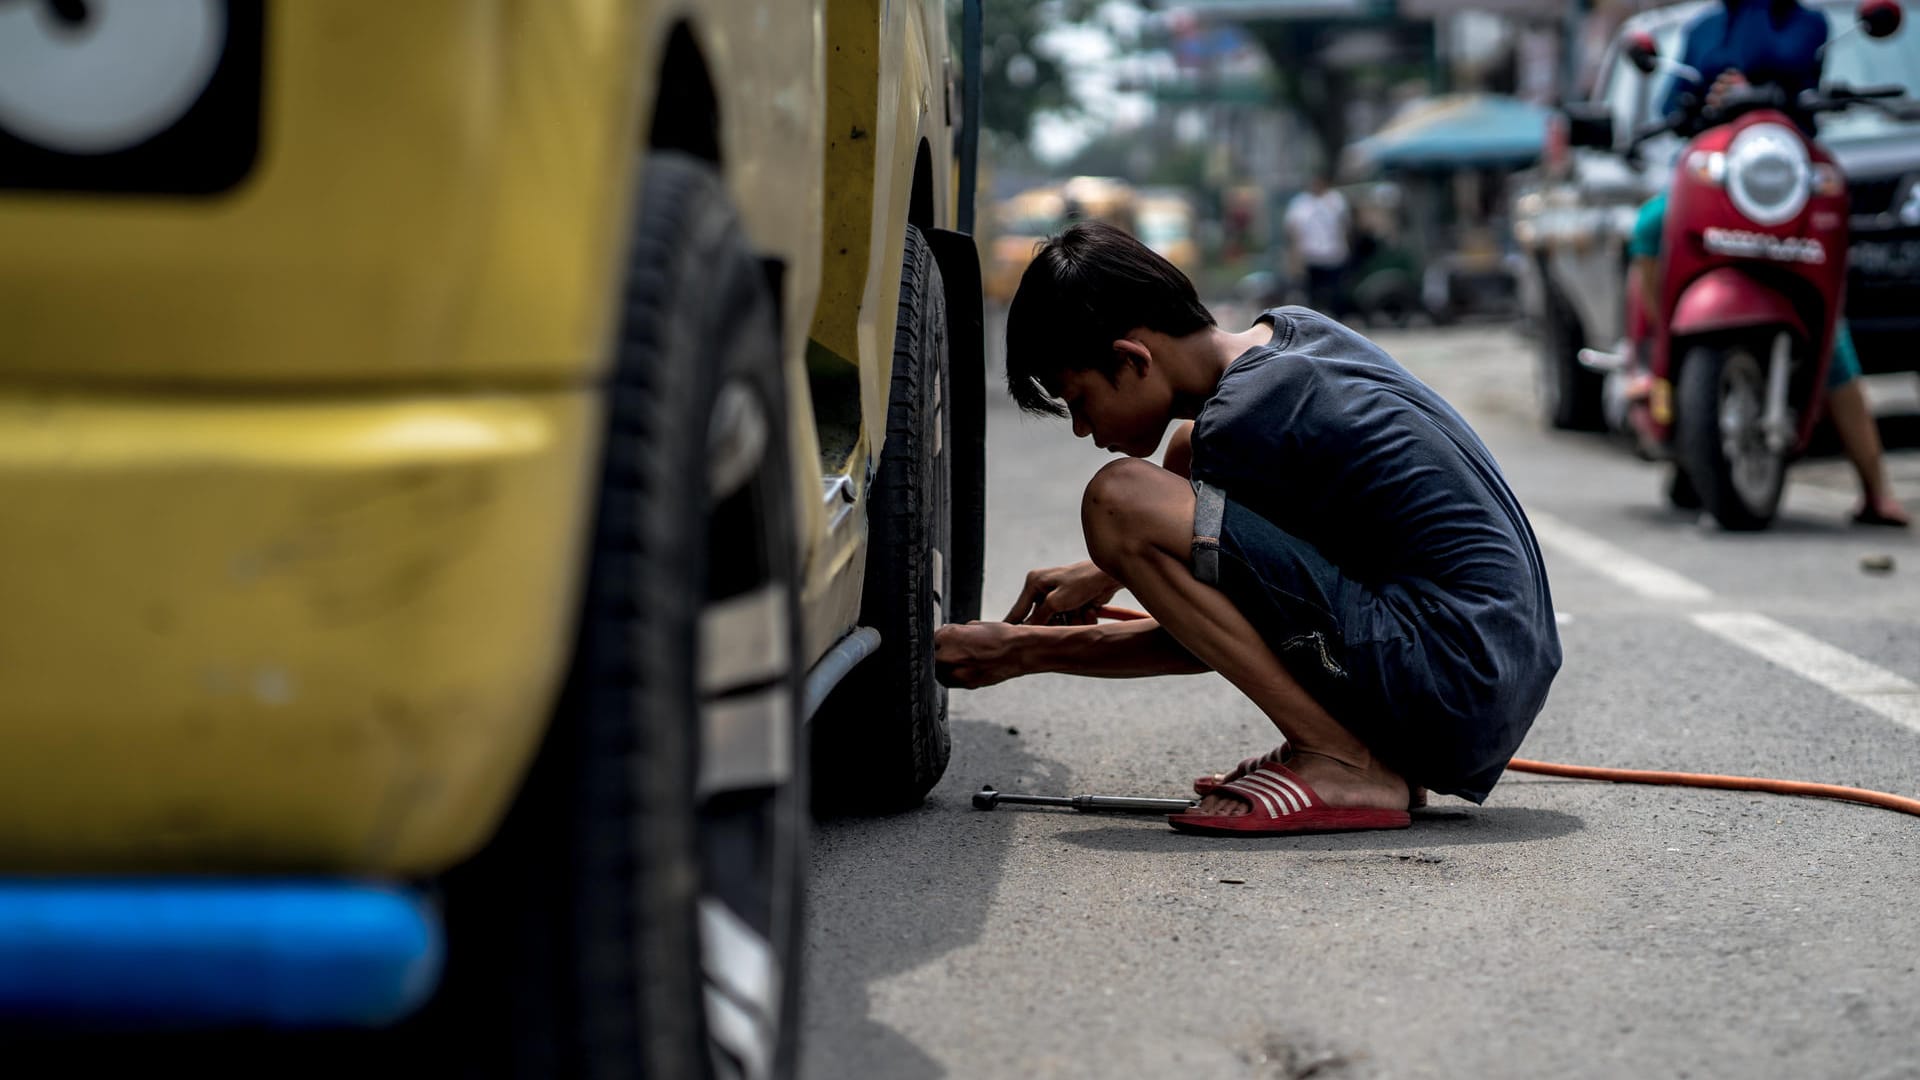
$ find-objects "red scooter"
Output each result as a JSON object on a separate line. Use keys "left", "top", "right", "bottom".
{"left": 1613, "top": 0, "right": 1912, "bottom": 530}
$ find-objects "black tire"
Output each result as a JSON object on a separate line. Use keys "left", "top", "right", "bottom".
{"left": 1537, "top": 283, "right": 1606, "bottom": 431}
{"left": 812, "top": 226, "right": 952, "bottom": 813}
{"left": 1665, "top": 466, "right": 1704, "bottom": 511}
{"left": 924, "top": 228, "right": 987, "bottom": 626}
{"left": 420, "top": 151, "right": 807, "bottom": 1078}
{"left": 1676, "top": 343, "right": 1785, "bottom": 531}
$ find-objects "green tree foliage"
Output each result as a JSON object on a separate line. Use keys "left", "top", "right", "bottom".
{"left": 952, "top": 0, "right": 1101, "bottom": 143}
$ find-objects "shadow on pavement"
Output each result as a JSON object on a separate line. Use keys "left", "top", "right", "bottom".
{"left": 1614, "top": 500, "right": 1874, "bottom": 537}
{"left": 800, "top": 716, "right": 1060, "bottom": 1080}
{"left": 1046, "top": 805, "right": 1583, "bottom": 855}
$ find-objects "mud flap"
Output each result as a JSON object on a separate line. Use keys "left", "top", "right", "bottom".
{"left": 927, "top": 227, "right": 985, "bottom": 623}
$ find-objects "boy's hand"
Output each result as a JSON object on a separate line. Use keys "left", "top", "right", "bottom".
{"left": 1004, "top": 561, "right": 1121, "bottom": 625}
{"left": 934, "top": 622, "right": 1026, "bottom": 688}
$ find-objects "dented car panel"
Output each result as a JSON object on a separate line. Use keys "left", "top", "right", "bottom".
{"left": 0, "top": 392, "right": 595, "bottom": 873}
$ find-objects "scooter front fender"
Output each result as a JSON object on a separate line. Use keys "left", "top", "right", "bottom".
{"left": 1669, "top": 267, "right": 1808, "bottom": 341}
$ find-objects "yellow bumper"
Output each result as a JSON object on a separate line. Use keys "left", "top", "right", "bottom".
{"left": 0, "top": 391, "right": 597, "bottom": 875}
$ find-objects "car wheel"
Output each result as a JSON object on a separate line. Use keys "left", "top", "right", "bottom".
{"left": 421, "top": 151, "right": 806, "bottom": 1079}
{"left": 1537, "top": 284, "right": 1606, "bottom": 431}
{"left": 1677, "top": 343, "right": 1785, "bottom": 531}
{"left": 812, "top": 225, "right": 952, "bottom": 813}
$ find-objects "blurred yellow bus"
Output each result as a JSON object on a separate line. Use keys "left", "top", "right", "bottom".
{"left": 1135, "top": 188, "right": 1201, "bottom": 276}
{"left": 984, "top": 175, "right": 1141, "bottom": 304}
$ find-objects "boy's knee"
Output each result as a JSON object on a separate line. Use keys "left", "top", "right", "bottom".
{"left": 1081, "top": 458, "right": 1163, "bottom": 571}
{"left": 1083, "top": 457, "right": 1160, "bottom": 516}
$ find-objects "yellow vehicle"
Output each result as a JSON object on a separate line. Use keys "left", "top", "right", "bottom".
{"left": 1059, "top": 174, "right": 1139, "bottom": 235}
{"left": 984, "top": 175, "right": 1140, "bottom": 304}
{"left": 986, "top": 184, "right": 1068, "bottom": 304}
{"left": 0, "top": 0, "right": 983, "bottom": 1074}
{"left": 1135, "top": 188, "right": 1201, "bottom": 277}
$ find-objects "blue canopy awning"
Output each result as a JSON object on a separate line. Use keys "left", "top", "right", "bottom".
{"left": 1342, "top": 94, "right": 1551, "bottom": 175}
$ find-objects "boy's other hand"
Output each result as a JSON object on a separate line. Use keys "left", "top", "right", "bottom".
{"left": 935, "top": 622, "right": 1026, "bottom": 688}
{"left": 1004, "top": 561, "right": 1122, "bottom": 625}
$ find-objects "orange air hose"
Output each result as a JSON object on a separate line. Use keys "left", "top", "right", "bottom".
{"left": 1503, "top": 758, "right": 1920, "bottom": 817}
{"left": 1086, "top": 605, "right": 1920, "bottom": 820}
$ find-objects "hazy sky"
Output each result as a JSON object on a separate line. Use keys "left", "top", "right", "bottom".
{"left": 1030, "top": 2, "right": 1158, "bottom": 162}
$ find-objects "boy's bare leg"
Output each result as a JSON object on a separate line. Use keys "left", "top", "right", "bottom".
{"left": 1080, "top": 458, "right": 1408, "bottom": 815}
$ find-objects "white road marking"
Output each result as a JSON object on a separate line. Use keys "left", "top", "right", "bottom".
{"left": 1691, "top": 612, "right": 1920, "bottom": 736}
{"left": 1527, "top": 509, "right": 1715, "bottom": 602}
{"left": 1529, "top": 509, "right": 1920, "bottom": 738}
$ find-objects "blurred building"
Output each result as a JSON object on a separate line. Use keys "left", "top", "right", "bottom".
{"left": 1166, "top": 0, "right": 1605, "bottom": 167}
{"left": 1119, "top": 0, "right": 1627, "bottom": 298}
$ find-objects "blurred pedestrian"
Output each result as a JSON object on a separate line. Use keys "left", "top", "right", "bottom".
{"left": 1284, "top": 172, "right": 1351, "bottom": 319}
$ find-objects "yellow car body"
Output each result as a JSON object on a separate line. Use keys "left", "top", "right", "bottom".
{"left": 0, "top": 0, "right": 961, "bottom": 876}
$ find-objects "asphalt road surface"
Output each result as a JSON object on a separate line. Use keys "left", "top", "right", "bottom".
{"left": 801, "top": 317, "right": 1920, "bottom": 1080}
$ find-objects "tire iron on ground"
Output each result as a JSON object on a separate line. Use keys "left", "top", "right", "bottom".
{"left": 971, "top": 784, "right": 1197, "bottom": 814}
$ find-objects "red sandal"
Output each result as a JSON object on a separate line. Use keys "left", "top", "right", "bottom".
{"left": 1196, "top": 748, "right": 1426, "bottom": 809}
{"left": 1170, "top": 761, "right": 1412, "bottom": 836}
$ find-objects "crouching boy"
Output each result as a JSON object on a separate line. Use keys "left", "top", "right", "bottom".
{"left": 933, "top": 222, "right": 1561, "bottom": 835}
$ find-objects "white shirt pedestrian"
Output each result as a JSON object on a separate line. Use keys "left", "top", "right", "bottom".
{"left": 1284, "top": 187, "right": 1350, "bottom": 269}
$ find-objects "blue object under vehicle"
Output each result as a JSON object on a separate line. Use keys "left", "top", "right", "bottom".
{"left": 0, "top": 880, "right": 441, "bottom": 1028}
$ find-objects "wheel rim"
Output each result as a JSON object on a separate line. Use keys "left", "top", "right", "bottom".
{"left": 696, "top": 375, "right": 797, "bottom": 1080}
{"left": 1716, "top": 350, "right": 1780, "bottom": 511}
{"left": 929, "top": 320, "right": 951, "bottom": 645}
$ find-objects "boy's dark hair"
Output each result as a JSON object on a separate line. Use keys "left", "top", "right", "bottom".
{"left": 1004, "top": 221, "right": 1215, "bottom": 418}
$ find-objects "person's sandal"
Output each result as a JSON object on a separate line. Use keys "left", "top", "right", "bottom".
{"left": 1170, "top": 762, "right": 1412, "bottom": 836}
{"left": 1197, "top": 748, "right": 1427, "bottom": 810}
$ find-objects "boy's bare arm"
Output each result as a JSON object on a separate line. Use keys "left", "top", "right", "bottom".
{"left": 934, "top": 617, "right": 1208, "bottom": 689}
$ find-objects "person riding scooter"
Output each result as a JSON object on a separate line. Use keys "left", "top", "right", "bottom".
{"left": 1626, "top": 0, "right": 1910, "bottom": 527}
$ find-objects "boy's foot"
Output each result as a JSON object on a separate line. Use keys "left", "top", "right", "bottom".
{"left": 1192, "top": 744, "right": 1290, "bottom": 796}
{"left": 1170, "top": 759, "right": 1411, "bottom": 835}
{"left": 1196, "top": 745, "right": 1428, "bottom": 809}
{"left": 1189, "top": 750, "right": 1408, "bottom": 819}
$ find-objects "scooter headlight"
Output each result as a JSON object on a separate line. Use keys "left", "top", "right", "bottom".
{"left": 1724, "top": 123, "right": 1811, "bottom": 226}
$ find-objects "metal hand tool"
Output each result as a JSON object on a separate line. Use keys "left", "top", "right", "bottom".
{"left": 971, "top": 784, "right": 1197, "bottom": 814}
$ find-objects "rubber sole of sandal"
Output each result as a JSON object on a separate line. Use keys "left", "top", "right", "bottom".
{"left": 1167, "top": 806, "right": 1411, "bottom": 836}
{"left": 1194, "top": 776, "right": 1428, "bottom": 810}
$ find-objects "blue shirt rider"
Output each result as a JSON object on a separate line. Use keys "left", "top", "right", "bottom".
{"left": 1659, "top": 0, "right": 1830, "bottom": 128}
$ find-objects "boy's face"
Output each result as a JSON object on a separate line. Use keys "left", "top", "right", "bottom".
{"left": 1052, "top": 344, "right": 1174, "bottom": 457}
